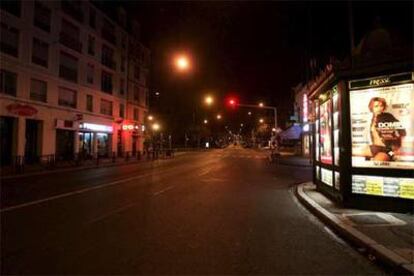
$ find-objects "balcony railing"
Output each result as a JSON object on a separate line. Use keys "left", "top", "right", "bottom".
{"left": 59, "top": 32, "right": 82, "bottom": 53}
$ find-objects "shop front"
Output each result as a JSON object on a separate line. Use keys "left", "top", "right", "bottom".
{"left": 79, "top": 122, "right": 113, "bottom": 158}
{"left": 0, "top": 116, "right": 17, "bottom": 166}
{"left": 310, "top": 69, "right": 414, "bottom": 212}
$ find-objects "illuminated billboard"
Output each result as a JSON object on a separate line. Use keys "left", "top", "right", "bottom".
{"left": 352, "top": 175, "right": 414, "bottom": 199}
{"left": 350, "top": 83, "right": 414, "bottom": 169}
{"left": 320, "top": 99, "right": 332, "bottom": 164}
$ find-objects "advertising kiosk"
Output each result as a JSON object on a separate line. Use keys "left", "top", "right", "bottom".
{"left": 309, "top": 65, "right": 413, "bottom": 212}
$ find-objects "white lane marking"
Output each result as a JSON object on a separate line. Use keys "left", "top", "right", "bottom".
{"left": 152, "top": 185, "right": 176, "bottom": 196}
{"left": 87, "top": 202, "right": 138, "bottom": 224}
{"left": 0, "top": 172, "right": 155, "bottom": 213}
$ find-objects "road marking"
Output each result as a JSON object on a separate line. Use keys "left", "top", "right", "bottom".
{"left": 0, "top": 172, "right": 156, "bottom": 213}
{"left": 87, "top": 202, "right": 139, "bottom": 224}
{"left": 152, "top": 185, "right": 176, "bottom": 196}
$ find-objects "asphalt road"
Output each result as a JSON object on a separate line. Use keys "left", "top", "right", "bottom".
{"left": 1, "top": 146, "right": 385, "bottom": 274}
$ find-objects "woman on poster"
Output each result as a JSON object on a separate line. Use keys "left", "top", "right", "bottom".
{"left": 369, "top": 97, "right": 406, "bottom": 161}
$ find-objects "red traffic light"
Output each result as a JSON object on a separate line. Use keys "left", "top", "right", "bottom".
{"left": 226, "top": 96, "right": 238, "bottom": 108}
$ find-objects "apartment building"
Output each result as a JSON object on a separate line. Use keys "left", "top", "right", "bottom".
{"left": 0, "top": 1, "right": 150, "bottom": 165}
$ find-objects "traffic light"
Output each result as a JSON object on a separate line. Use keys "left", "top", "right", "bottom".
{"left": 226, "top": 96, "right": 238, "bottom": 108}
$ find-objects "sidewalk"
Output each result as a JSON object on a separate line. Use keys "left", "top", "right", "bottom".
{"left": 1, "top": 152, "right": 187, "bottom": 180}
{"left": 296, "top": 182, "right": 414, "bottom": 274}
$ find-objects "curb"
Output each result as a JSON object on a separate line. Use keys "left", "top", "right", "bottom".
{"left": 1, "top": 152, "right": 188, "bottom": 180}
{"left": 295, "top": 182, "right": 413, "bottom": 275}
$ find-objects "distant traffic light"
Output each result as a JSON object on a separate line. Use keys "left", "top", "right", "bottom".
{"left": 226, "top": 96, "right": 238, "bottom": 108}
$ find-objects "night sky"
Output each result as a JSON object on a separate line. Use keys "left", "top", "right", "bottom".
{"left": 116, "top": 1, "right": 412, "bottom": 134}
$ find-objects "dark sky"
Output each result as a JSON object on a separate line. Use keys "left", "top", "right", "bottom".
{"left": 118, "top": 1, "right": 412, "bottom": 131}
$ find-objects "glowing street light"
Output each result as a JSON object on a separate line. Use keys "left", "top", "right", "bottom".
{"left": 175, "top": 55, "right": 190, "bottom": 71}
{"left": 152, "top": 123, "right": 160, "bottom": 131}
{"left": 259, "top": 102, "right": 264, "bottom": 107}
{"left": 204, "top": 119, "right": 208, "bottom": 124}
{"left": 248, "top": 111, "right": 252, "bottom": 116}
{"left": 216, "top": 114, "right": 222, "bottom": 120}
{"left": 204, "top": 95, "right": 214, "bottom": 106}
{"left": 148, "top": 115, "right": 154, "bottom": 121}
{"left": 259, "top": 118, "right": 264, "bottom": 123}
{"left": 240, "top": 123, "right": 244, "bottom": 127}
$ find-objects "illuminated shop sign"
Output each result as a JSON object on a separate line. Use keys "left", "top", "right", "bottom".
{"left": 350, "top": 83, "right": 414, "bottom": 169}
{"left": 349, "top": 72, "right": 412, "bottom": 90}
{"left": 122, "top": 124, "right": 140, "bottom": 131}
{"left": 80, "top": 123, "right": 113, "bottom": 132}
{"left": 352, "top": 175, "right": 414, "bottom": 200}
{"left": 303, "top": 94, "right": 308, "bottom": 123}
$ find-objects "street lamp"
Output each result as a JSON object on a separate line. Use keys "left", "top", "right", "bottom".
{"left": 175, "top": 56, "right": 189, "bottom": 71}
{"left": 259, "top": 118, "right": 264, "bottom": 123}
{"left": 259, "top": 102, "right": 264, "bottom": 107}
{"left": 248, "top": 111, "right": 252, "bottom": 116}
{"left": 204, "top": 119, "right": 208, "bottom": 124}
{"left": 152, "top": 123, "right": 160, "bottom": 131}
{"left": 204, "top": 95, "right": 214, "bottom": 106}
{"left": 216, "top": 114, "right": 222, "bottom": 120}
{"left": 148, "top": 115, "right": 154, "bottom": 121}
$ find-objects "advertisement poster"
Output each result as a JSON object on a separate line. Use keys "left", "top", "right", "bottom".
{"left": 352, "top": 175, "right": 414, "bottom": 199}
{"left": 320, "top": 100, "right": 332, "bottom": 164}
{"left": 350, "top": 83, "right": 414, "bottom": 169}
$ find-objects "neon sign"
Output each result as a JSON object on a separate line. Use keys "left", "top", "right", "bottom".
{"left": 80, "top": 123, "right": 113, "bottom": 132}
{"left": 122, "top": 124, "right": 140, "bottom": 131}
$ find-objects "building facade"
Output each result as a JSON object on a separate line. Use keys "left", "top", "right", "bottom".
{"left": 0, "top": 1, "right": 149, "bottom": 166}
{"left": 293, "top": 83, "right": 312, "bottom": 157}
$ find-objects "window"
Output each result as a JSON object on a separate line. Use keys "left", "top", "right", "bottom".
{"left": 88, "top": 35, "right": 95, "bottom": 55}
{"left": 33, "top": 1, "right": 51, "bottom": 32}
{"left": 0, "top": 0, "right": 21, "bottom": 17}
{"left": 119, "top": 79, "right": 125, "bottom": 95}
{"left": 133, "top": 108, "right": 139, "bottom": 121}
{"left": 121, "top": 36, "right": 126, "bottom": 49}
{"left": 0, "top": 22, "right": 19, "bottom": 57}
{"left": 119, "top": 103, "right": 124, "bottom": 118}
{"left": 86, "top": 63, "right": 94, "bottom": 84}
{"left": 134, "top": 66, "right": 140, "bottom": 80}
{"left": 0, "top": 69, "right": 17, "bottom": 96}
{"left": 101, "top": 19, "right": 116, "bottom": 45}
{"left": 86, "top": 95, "right": 93, "bottom": 112}
{"left": 60, "top": 19, "right": 81, "bottom": 53}
{"left": 58, "top": 87, "right": 77, "bottom": 108}
{"left": 32, "top": 38, "right": 49, "bottom": 67}
{"left": 133, "top": 86, "right": 139, "bottom": 102}
{"left": 101, "top": 71, "right": 113, "bottom": 94}
{"left": 121, "top": 56, "right": 125, "bottom": 72}
{"left": 59, "top": 52, "right": 78, "bottom": 82}
{"left": 100, "top": 99, "right": 113, "bottom": 116}
{"left": 89, "top": 8, "right": 96, "bottom": 29}
{"left": 61, "top": 0, "right": 83, "bottom": 23}
{"left": 30, "top": 79, "right": 47, "bottom": 102}
{"left": 101, "top": 45, "right": 115, "bottom": 69}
